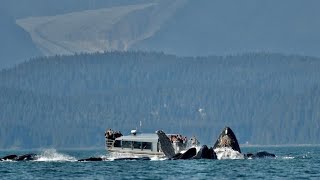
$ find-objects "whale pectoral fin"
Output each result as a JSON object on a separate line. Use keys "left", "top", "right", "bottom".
{"left": 156, "top": 130, "right": 175, "bottom": 158}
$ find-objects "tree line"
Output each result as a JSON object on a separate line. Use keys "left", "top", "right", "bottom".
{"left": 0, "top": 51, "right": 319, "bottom": 149}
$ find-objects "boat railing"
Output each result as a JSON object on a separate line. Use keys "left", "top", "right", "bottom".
{"left": 106, "top": 139, "right": 114, "bottom": 149}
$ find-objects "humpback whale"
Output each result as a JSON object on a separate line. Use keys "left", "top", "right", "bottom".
{"left": 176, "top": 147, "right": 197, "bottom": 160}
{"left": 0, "top": 154, "right": 37, "bottom": 161}
{"left": 78, "top": 157, "right": 104, "bottom": 162}
{"left": 156, "top": 130, "right": 217, "bottom": 160}
{"left": 0, "top": 154, "right": 18, "bottom": 161}
{"left": 245, "top": 151, "right": 276, "bottom": 159}
{"left": 213, "top": 127, "right": 241, "bottom": 153}
{"left": 113, "top": 157, "right": 151, "bottom": 161}
{"left": 16, "top": 154, "right": 37, "bottom": 161}
{"left": 212, "top": 127, "right": 276, "bottom": 159}
{"left": 193, "top": 145, "right": 217, "bottom": 159}
{"left": 156, "top": 127, "right": 275, "bottom": 160}
{"left": 156, "top": 130, "right": 197, "bottom": 159}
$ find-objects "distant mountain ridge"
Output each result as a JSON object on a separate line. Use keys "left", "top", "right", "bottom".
{"left": 15, "top": 0, "right": 320, "bottom": 57}
{"left": 2, "top": 0, "right": 320, "bottom": 69}
{"left": 0, "top": 51, "right": 319, "bottom": 149}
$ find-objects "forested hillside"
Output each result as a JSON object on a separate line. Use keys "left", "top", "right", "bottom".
{"left": 0, "top": 51, "right": 319, "bottom": 149}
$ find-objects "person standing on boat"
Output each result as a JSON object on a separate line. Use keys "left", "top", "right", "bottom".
{"left": 191, "top": 135, "right": 200, "bottom": 146}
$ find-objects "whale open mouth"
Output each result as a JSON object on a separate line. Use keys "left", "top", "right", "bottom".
{"left": 213, "top": 127, "right": 241, "bottom": 153}
{"left": 219, "top": 135, "right": 232, "bottom": 147}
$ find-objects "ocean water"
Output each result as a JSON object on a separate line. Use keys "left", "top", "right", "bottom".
{"left": 1, "top": 146, "right": 319, "bottom": 179}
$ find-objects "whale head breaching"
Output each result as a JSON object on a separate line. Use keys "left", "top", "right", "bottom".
{"left": 213, "top": 127, "right": 241, "bottom": 153}
{"left": 156, "top": 127, "right": 275, "bottom": 160}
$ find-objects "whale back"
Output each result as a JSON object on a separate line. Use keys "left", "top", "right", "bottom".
{"left": 16, "top": 153, "right": 37, "bottom": 161}
{"left": 1, "top": 154, "right": 37, "bottom": 161}
{"left": 245, "top": 151, "right": 276, "bottom": 159}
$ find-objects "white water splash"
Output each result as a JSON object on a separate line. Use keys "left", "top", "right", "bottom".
{"left": 214, "top": 147, "right": 244, "bottom": 160}
{"left": 282, "top": 156, "right": 295, "bottom": 159}
{"left": 0, "top": 159, "right": 16, "bottom": 162}
{"left": 35, "top": 149, "right": 77, "bottom": 162}
{"left": 150, "top": 156, "right": 167, "bottom": 161}
{"left": 106, "top": 152, "right": 139, "bottom": 160}
{"left": 106, "top": 152, "right": 166, "bottom": 161}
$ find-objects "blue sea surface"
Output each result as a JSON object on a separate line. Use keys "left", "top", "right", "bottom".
{"left": 1, "top": 146, "right": 319, "bottom": 179}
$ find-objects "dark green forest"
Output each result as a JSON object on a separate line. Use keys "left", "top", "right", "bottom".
{"left": 0, "top": 51, "right": 319, "bottom": 149}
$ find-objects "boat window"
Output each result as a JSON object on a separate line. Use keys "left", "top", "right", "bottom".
{"left": 132, "top": 141, "right": 141, "bottom": 149}
{"left": 142, "top": 142, "right": 152, "bottom": 150}
{"left": 122, "top": 141, "right": 131, "bottom": 148}
{"left": 114, "top": 140, "right": 121, "bottom": 147}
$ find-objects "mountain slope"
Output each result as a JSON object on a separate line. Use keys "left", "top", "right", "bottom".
{"left": 16, "top": 0, "right": 186, "bottom": 56}
{"left": 0, "top": 0, "right": 153, "bottom": 70}
{"left": 0, "top": 13, "right": 41, "bottom": 70}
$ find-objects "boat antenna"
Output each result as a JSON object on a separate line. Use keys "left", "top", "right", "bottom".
{"left": 139, "top": 120, "right": 142, "bottom": 132}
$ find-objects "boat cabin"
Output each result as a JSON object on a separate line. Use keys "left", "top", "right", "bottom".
{"left": 106, "top": 130, "right": 164, "bottom": 156}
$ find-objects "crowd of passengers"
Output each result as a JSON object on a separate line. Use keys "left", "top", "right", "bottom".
{"left": 169, "top": 134, "right": 200, "bottom": 146}
{"left": 105, "top": 128, "right": 199, "bottom": 146}
{"left": 105, "top": 129, "right": 123, "bottom": 140}
{"left": 169, "top": 134, "right": 187, "bottom": 144}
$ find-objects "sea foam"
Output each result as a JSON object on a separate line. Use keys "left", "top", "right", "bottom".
{"left": 35, "top": 149, "right": 77, "bottom": 162}
{"left": 214, "top": 147, "right": 244, "bottom": 160}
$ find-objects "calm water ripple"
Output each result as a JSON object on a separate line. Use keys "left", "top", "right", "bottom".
{"left": 1, "top": 146, "right": 320, "bottom": 179}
